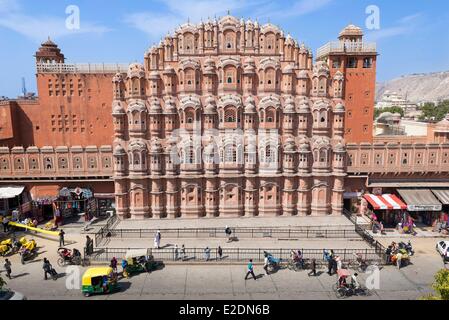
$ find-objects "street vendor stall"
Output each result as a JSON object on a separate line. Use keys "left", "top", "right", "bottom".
{"left": 397, "top": 188, "right": 442, "bottom": 227}
{"left": 53, "top": 187, "right": 95, "bottom": 225}
{"left": 362, "top": 193, "right": 407, "bottom": 227}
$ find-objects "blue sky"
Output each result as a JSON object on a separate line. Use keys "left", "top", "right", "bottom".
{"left": 1, "top": 0, "right": 448, "bottom": 97}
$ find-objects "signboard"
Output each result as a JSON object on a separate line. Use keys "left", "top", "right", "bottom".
{"left": 407, "top": 204, "right": 442, "bottom": 212}
{"left": 20, "top": 202, "right": 32, "bottom": 213}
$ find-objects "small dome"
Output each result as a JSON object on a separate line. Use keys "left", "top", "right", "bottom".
{"left": 283, "top": 64, "right": 295, "bottom": 74}
{"left": 284, "top": 137, "right": 296, "bottom": 152}
{"left": 41, "top": 37, "right": 57, "bottom": 47}
{"left": 148, "top": 71, "right": 160, "bottom": 80}
{"left": 112, "top": 73, "right": 124, "bottom": 83}
{"left": 339, "top": 24, "right": 363, "bottom": 37}
{"left": 298, "top": 102, "right": 310, "bottom": 113}
{"left": 285, "top": 34, "right": 295, "bottom": 46}
{"left": 127, "top": 63, "right": 145, "bottom": 78}
{"left": 150, "top": 139, "right": 162, "bottom": 153}
{"left": 163, "top": 65, "right": 175, "bottom": 74}
{"left": 204, "top": 57, "right": 215, "bottom": 65}
{"left": 113, "top": 145, "right": 126, "bottom": 155}
{"left": 112, "top": 101, "right": 125, "bottom": 114}
{"left": 297, "top": 70, "right": 309, "bottom": 79}
{"left": 334, "top": 142, "right": 345, "bottom": 152}
{"left": 334, "top": 103, "right": 345, "bottom": 112}
{"left": 149, "top": 99, "right": 162, "bottom": 113}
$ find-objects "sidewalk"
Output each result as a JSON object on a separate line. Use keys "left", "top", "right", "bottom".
{"left": 367, "top": 227, "right": 448, "bottom": 238}
{"left": 116, "top": 215, "right": 354, "bottom": 230}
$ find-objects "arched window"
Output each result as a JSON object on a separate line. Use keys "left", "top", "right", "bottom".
{"left": 224, "top": 145, "right": 237, "bottom": 162}
{"left": 185, "top": 108, "right": 195, "bottom": 124}
{"left": 224, "top": 107, "right": 236, "bottom": 123}
{"left": 265, "top": 146, "right": 276, "bottom": 163}
{"left": 185, "top": 68, "right": 195, "bottom": 88}
{"left": 266, "top": 107, "right": 275, "bottom": 123}
{"left": 266, "top": 68, "right": 275, "bottom": 86}
{"left": 320, "top": 149, "right": 327, "bottom": 163}
{"left": 133, "top": 152, "right": 140, "bottom": 165}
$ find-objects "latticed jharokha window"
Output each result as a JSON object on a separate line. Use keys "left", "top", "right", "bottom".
{"left": 225, "top": 108, "right": 236, "bottom": 122}
{"left": 224, "top": 145, "right": 237, "bottom": 163}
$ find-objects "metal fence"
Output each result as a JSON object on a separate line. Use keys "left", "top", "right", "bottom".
{"left": 99, "top": 227, "right": 359, "bottom": 241}
{"left": 95, "top": 214, "right": 118, "bottom": 246}
{"left": 85, "top": 247, "right": 383, "bottom": 265}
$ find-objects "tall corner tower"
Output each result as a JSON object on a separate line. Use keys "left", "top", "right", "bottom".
{"left": 316, "top": 25, "right": 377, "bottom": 143}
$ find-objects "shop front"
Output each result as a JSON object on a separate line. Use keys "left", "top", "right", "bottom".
{"left": 0, "top": 186, "right": 33, "bottom": 219}
{"left": 362, "top": 193, "right": 407, "bottom": 227}
{"left": 397, "top": 188, "right": 442, "bottom": 227}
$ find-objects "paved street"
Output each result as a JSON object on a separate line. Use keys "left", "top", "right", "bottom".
{"left": 1, "top": 233, "right": 447, "bottom": 300}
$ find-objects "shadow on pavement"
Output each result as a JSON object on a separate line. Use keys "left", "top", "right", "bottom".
{"left": 12, "top": 272, "right": 29, "bottom": 279}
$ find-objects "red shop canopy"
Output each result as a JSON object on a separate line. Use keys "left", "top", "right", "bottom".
{"left": 363, "top": 194, "right": 407, "bottom": 210}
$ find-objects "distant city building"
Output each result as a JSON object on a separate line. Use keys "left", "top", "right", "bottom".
{"left": 376, "top": 90, "right": 419, "bottom": 118}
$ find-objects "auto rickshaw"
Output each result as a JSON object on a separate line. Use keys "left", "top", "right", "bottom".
{"left": 81, "top": 267, "right": 118, "bottom": 297}
{"left": 122, "top": 249, "right": 154, "bottom": 278}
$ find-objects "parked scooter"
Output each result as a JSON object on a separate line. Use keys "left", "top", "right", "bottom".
{"left": 399, "top": 241, "right": 414, "bottom": 256}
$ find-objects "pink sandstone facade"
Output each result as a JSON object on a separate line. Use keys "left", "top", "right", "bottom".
{"left": 112, "top": 16, "right": 362, "bottom": 219}
{"left": 2, "top": 15, "right": 449, "bottom": 220}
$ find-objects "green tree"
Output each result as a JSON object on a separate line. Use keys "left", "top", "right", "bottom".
{"left": 421, "top": 268, "right": 449, "bottom": 300}
{"left": 374, "top": 106, "right": 404, "bottom": 119}
{"left": 418, "top": 100, "right": 449, "bottom": 122}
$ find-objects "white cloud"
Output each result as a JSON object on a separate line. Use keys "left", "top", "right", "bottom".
{"left": 0, "top": 0, "right": 111, "bottom": 42}
{"left": 124, "top": 0, "right": 269, "bottom": 40}
{"left": 365, "top": 12, "right": 422, "bottom": 42}
{"left": 256, "top": 0, "right": 333, "bottom": 19}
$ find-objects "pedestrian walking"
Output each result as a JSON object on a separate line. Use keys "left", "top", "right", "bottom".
{"left": 245, "top": 259, "right": 257, "bottom": 281}
{"left": 58, "top": 229, "right": 65, "bottom": 247}
{"left": 181, "top": 244, "right": 186, "bottom": 261}
{"left": 174, "top": 244, "right": 179, "bottom": 261}
{"left": 308, "top": 258, "right": 317, "bottom": 277}
{"left": 154, "top": 230, "right": 161, "bottom": 249}
{"left": 2, "top": 216, "right": 10, "bottom": 233}
{"left": 218, "top": 246, "right": 223, "bottom": 260}
{"left": 43, "top": 258, "right": 56, "bottom": 280}
{"left": 263, "top": 254, "right": 270, "bottom": 275}
{"left": 4, "top": 259, "right": 12, "bottom": 279}
{"left": 85, "top": 235, "right": 93, "bottom": 255}
{"left": 110, "top": 257, "right": 118, "bottom": 274}
{"left": 335, "top": 256, "right": 342, "bottom": 270}
{"left": 204, "top": 247, "right": 211, "bottom": 261}
{"left": 225, "top": 225, "right": 232, "bottom": 242}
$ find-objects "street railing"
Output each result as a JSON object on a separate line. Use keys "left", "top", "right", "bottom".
{"left": 84, "top": 247, "right": 383, "bottom": 265}
{"left": 104, "top": 227, "right": 358, "bottom": 239}
{"left": 94, "top": 214, "right": 118, "bottom": 247}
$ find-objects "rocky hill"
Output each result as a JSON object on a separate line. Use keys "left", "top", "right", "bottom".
{"left": 376, "top": 71, "right": 449, "bottom": 104}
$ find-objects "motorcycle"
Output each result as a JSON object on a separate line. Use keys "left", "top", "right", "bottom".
{"left": 19, "top": 239, "right": 38, "bottom": 264}
{"left": 0, "top": 239, "right": 13, "bottom": 256}
{"left": 399, "top": 241, "right": 414, "bottom": 256}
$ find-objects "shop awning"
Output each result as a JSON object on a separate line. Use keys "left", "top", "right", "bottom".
{"left": 431, "top": 189, "right": 449, "bottom": 205}
{"left": 0, "top": 186, "right": 25, "bottom": 199}
{"left": 363, "top": 194, "right": 407, "bottom": 210}
{"left": 397, "top": 189, "right": 442, "bottom": 212}
{"left": 29, "top": 185, "right": 60, "bottom": 200}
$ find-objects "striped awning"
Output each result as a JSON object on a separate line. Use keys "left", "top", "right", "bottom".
{"left": 363, "top": 194, "right": 407, "bottom": 210}
{"left": 397, "top": 189, "right": 442, "bottom": 212}
{"left": 431, "top": 189, "right": 449, "bottom": 205}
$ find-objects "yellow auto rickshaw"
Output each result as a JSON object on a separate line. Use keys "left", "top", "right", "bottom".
{"left": 81, "top": 267, "right": 118, "bottom": 297}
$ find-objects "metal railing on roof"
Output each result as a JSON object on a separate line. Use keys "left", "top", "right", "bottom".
{"left": 317, "top": 41, "right": 377, "bottom": 59}
{"left": 36, "top": 62, "right": 129, "bottom": 74}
